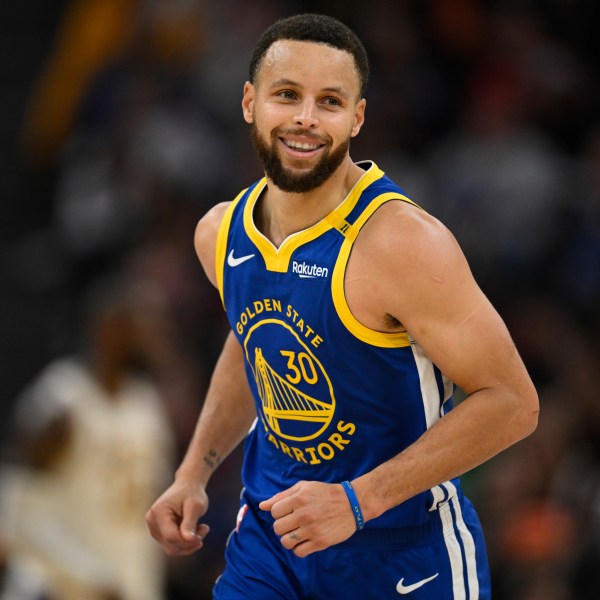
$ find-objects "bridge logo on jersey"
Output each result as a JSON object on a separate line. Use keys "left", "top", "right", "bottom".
{"left": 244, "top": 319, "right": 335, "bottom": 442}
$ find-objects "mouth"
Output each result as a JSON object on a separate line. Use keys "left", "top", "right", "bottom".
{"left": 278, "top": 132, "right": 327, "bottom": 158}
{"left": 281, "top": 139, "right": 324, "bottom": 152}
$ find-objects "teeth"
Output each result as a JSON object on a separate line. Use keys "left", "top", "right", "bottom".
{"left": 285, "top": 140, "right": 320, "bottom": 151}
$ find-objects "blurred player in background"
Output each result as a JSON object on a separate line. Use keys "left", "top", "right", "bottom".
{"left": 0, "top": 277, "right": 175, "bottom": 600}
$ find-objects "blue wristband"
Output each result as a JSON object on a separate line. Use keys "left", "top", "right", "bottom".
{"left": 341, "top": 480, "right": 365, "bottom": 531}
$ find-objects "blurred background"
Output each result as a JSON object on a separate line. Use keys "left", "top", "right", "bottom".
{"left": 0, "top": 0, "right": 598, "bottom": 598}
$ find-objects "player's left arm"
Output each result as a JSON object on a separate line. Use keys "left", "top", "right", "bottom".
{"left": 260, "top": 201, "right": 538, "bottom": 557}
{"left": 350, "top": 202, "right": 539, "bottom": 522}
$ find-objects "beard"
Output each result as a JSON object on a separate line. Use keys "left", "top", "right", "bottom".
{"left": 250, "top": 122, "right": 351, "bottom": 193}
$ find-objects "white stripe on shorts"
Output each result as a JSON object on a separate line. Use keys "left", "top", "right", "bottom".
{"left": 438, "top": 482, "right": 480, "bottom": 599}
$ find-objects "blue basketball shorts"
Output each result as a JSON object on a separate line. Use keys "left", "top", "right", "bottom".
{"left": 212, "top": 488, "right": 491, "bottom": 599}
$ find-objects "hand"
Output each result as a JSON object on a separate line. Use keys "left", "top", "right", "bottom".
{"left": 259, "top": 481, "right": 357, "bottom": 557}
{"left": 145, "top": 478, "right": 210, "bottom": 556}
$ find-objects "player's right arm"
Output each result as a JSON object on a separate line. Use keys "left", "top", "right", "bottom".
{"left": 145, "top": 202, "right": 257, "bottom": 556}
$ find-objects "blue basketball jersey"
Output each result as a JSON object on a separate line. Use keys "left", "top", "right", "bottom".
{"left": 215, "top": 161, "right": 462, "bottom": 530}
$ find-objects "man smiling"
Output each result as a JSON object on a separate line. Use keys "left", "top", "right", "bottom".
{"left": 146, "top": 13, "right": 539, "bottom": 599}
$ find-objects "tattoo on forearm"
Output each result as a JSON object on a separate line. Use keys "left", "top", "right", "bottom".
{"left": 203, "top": 449, "right": 221, "bottom": 470}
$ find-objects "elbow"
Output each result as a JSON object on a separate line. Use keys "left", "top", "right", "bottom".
{"left": 521, "top": 405, "right": 539, "bottom": 439}
{"left": 514, "top": 385, "right": 540, "bottom": 440}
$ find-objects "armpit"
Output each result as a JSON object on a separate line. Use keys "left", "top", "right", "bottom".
{"left": 384, "top": 313, "right": 407, "bottom": 333}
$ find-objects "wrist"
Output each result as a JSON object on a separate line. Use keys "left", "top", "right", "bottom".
{"left": 340, "top": 480, "right": 365, "bottom": 530}
{"left": 175, "top": 461, "right": 210, "bottom": 488}
{"left": 350, "top": 475, "right": 385, "bottom": 523}
{"left": 175, "top": 446, "right": 223, "bottom": 486}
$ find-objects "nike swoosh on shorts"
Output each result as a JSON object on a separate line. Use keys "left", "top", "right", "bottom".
{"left": 396, "top": 573, "right": 439, "bottom": 594}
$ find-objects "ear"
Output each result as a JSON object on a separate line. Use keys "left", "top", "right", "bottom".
{"left": 242, "top": 81, "right": 255, "bottom": 124}
{"left": 351, "top": 98, "right": 366, "bottom": 138}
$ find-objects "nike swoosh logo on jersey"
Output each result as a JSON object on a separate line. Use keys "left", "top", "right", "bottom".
{"left": 396, "top": 573, "right": 439, "bottom": 594}
{"left": 227, "top": 249, "right": 255, "bottom": 267}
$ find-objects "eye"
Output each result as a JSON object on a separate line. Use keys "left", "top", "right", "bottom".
{"left": 277, "top": 90, "right": 297, "bottom": 100}
{"left": 322, "top": 96, "right": 342, "bottom": 107}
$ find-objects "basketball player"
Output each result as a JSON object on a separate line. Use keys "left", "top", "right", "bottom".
{"left": 146, "top": 13, "right": 539, "bottom": 599}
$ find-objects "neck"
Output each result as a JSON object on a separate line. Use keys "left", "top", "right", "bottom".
{"left": 257, "top": 158, "right": 364, "bottom": 247}
{"left": 89, "top": 354, "right": 126, "bottom": 398}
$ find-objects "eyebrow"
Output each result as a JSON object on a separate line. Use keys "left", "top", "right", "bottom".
{"left": 269, "top": 78, "right": 350, "bottom": 98}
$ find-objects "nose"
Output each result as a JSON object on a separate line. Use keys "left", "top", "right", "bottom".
{"left": 293, "top": 99, "right": 319, "bottom": 128}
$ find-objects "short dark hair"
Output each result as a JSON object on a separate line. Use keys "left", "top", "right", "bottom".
{"left": 249, "top": 13, "right": 370, "bottom": 98}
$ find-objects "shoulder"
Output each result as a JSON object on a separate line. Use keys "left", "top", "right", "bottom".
{"left": 351, "top": 199, "right": 481, "bottom": 332}
{"left": 13, "top": 358, "right": 84, "bottom": 433}
{"left": 24, "top": 358, "right": 88, "bottom": 403}
{"left": 194, "top": 201, "right": 233, "bottom": 287}
{"left": 194, "top": 201, "right": 233, "bottom": 249}
{"left": 357, "top": 199, "right": 465, "bottom": 276}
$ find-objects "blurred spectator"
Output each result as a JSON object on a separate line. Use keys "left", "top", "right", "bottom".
{"left": 426, "top": 54, "right": 569, "bottom": 302}
{"left": 17, "top": 0, "right": 230, "bottom": 298}
{"left": 20, "top": 0, "right": 207, "bottom": 168}
{"left": 19, "top": 0, "right": 138, "bottom": 167}
{"left": 0, "top": 276, "right": 175, "bottom": 599}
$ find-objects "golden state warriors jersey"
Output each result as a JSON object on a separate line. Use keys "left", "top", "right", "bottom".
{"left": 216, "top": 161, "right": 460, "bottom": 529}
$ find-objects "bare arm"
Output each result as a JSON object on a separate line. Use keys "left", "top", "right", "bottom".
{"left": 183, "top": 200, "right": 257, "bottom": 486}
{"left": 146, "top": 203, "right": 257, "bottom": 556}
{"left": 175, "top": 329, "right": 256, "bottom": 489}
{"left": 351, "top": 203, "right": 539, "bottom": 521}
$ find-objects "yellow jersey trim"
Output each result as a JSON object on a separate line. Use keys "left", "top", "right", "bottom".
{"left": 331, "top": 192, "right": 422, "bottom": 348}
{"left": 243, "top": 163, "right": 385, "bottom": 272}
{"left": 215, "top": 189, "right": 247, "bottom": 307}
